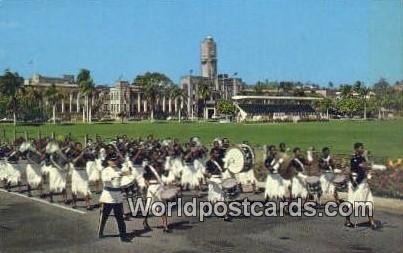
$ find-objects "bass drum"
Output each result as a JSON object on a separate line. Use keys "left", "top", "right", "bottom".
{"left": 224, "top": 144, "right": 254, "bottom": 174}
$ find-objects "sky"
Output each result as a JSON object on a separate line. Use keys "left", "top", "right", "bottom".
{"left": 0, "top": 0, "right": 402, "bottom": 86}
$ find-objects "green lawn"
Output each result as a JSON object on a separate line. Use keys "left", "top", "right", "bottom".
{"left": 1, "top": 120, "right": 402, "bottom": 159}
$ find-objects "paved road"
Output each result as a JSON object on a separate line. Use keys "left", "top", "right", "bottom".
{"left": 0, "top": 190, "right": 402, "bottom": 253}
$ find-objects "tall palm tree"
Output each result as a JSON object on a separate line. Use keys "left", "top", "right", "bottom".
{"left": 77, "top": 69, "right": 95, "bottom": 123}
{"left": 170, "top": 85, "right": 186, "bottom": 114}
{"left": 197, "top": 80, "right": 211, "bottom": 118}
{"left": 0, "top": 70, "right": 24, "bottom": 126}
{"left": 339, "top": 84, "right": 353, "bottom": 98}
{"left": 45, "top": 84, "right": 60, "bottom": 124}
{"left": 359, "top": 86, "right": 371, "bottom": 120}
{"left": 133, "top": 72, "right": 172, "bottom": 120}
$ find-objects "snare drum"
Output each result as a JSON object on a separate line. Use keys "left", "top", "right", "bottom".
{"left": 222, "top": 178, "right": 239, "bottom": 197}
{"left": 120, "top": 175, "right": 136, "bottom": 189}
{"left": 305, "top": 176, "right": 322, "bottom": 195}
{"left": 160, "top": 187, "right": 179, "bottom": 202}
{"left": 224, "top": 144, "right": 254, "bottom": 174}
{"left": 333, "top": 175, "right": 348, "bottom": 192}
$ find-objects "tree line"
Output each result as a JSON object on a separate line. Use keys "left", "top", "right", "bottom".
{"left": 1, "top": 68, "right": 402, "bottom": 124}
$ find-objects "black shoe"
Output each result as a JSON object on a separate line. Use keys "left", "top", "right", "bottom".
{"left": 224, "top": 217, "right": 232, "bottom": 222}
{"left": 163, "top": 228, "right": 172, "bottom": 233}
{"left": 143, "top": 222, "right": 152, "bottom": 231}
{"left": 344, "top": 221, "right": 355, "bottom": 228}
{"left": 370, "top": 223, "right": 378, "bottom": 230}
{"left": 120, "top": 237, "right": 132, "bottom": 243}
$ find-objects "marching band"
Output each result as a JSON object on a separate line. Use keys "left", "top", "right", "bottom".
{"left": 0, "top": 135, "right": 379, "bottom": 242}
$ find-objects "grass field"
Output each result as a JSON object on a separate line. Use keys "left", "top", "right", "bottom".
{"left": 1, "top": 120, "right": 402, "bottom": 159}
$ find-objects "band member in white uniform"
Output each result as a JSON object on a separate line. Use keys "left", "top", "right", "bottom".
{"left": 181, "top": 144, "right": 201, "bottom": 192}
{"left": 130, "top": 146, "right": 147, "bottom": 192}
{"left": 233, "top": 143, "right": 258, "bottom": 194}
{"left": 143, "top": 150, "right": 171, "bottom": 233}
{"left": 98, "top": 153, "right": 131, "bottom": 242}
{"left": 319, "top": 147, "right": 336, "bottom": 200}
{"left": 85, "top": 140, "right": 101, "bottom": 193}
{"left": 21, "top": 142, "right": 44, "bottom": 197}
{"left": 47, "top": 142, "right": 69, "bottom": 203}
{"left": 171, "top": 141, "right": 184, "bottom": 186}
{"left": 345, "top": 143, "right": 377, "bottom": 229}
{"left": 3, "top": 146, "right": 23, "bottom": 192}
{"left": 69, "top": 142, "right": 92, "bottom": 210}
{"left": 161, "top": 144, "right": 176, "bottom": 185}
{"left": 264, "top": 145, "right": 290, "bottom": 200}
{"left": 0, "top": 145, "right": 8, "bottom": 188}
{"left": 205, "top": 149, "right": 225, "bottom": 203}
{"left": 290, "top": 147, "right": 309, "bottom": 199}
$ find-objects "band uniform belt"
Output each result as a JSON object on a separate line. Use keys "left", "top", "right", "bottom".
{"left": 103, "top": 186, "right": 122, "bottom": 192}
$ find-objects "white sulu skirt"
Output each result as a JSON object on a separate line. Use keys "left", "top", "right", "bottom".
{"left": 264, "top": 173, "right": 290, "bottom": 199}
{"left": 181, "top": 163, "right": 200, "bottom": 189}
{"left": 130, "top": 164, "right": 146, "bottom": 189}
{"left": 194, "top": 159, "right": 206, "bottom": 182}
{"left": 347, "top": 180, "right": 374, "bottom": 213}
{"left": 320, "top": 172, "right": 335, "bottom": 199}
{"left": 71, "top": 167, "right": 91, "bottom": 196}
{"left": 26, "top": 163, "right": 42, "bottom": 188}
{"left": 86, "top": 160, "right": 101, "bottom": 182}
{"left": 0, "top": 160, "right": 7, "bottom": 181}
{"left": 208, "top": 177, "right": 224, "bottom": 203}
{"left": 95, "top": 158, "right": 104, "bottom": 172}
{"left": 48, "top": 165, "right": 67, "bottom": 193}
{"left": 41, "top": 164, "right": 52, "bottom": 176}
{"left": 4, "top": 162, "right": 23, "bottom": 185}
{"left": 162, "top": 157, "right": 176, "bottom": 185}
{"left": 162, "top": 171, "right": 176, "bottom": 185}
{"left": 171, "top": 158, "right": 184, "bottom": 179}
{"left": 291, "top": 175, "right": 308, "bottom": 199}
{"left": 235, "top": 169, "right": 257, "bottom": 185}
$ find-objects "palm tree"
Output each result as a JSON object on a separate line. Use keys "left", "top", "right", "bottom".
{"left": 359, "top": 86, "right": 371, "bottom": 120}
{"left": 169, "top": 85, "right": 186, "bottom": 114}
{"left": 77, "top": 69, "right": 95, "bottom": 123}
{"left": 197, "top": 80, "right": 211, "bottom": 118}
{"left": 0, "top": 70, "right": 24, "bottom": 126}
{"left": 45, "top": 84, "right": 60, "bottom": 124}
{"left": 133, "top": 72, "right": 172, "bottom": 120}
{"left": 22, "top": 85, "right": 45, "bottom": 121}
{"left": 339, "top": 84, "right": 353, "bottom": 98}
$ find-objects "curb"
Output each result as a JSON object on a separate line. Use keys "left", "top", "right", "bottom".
{"left": 255, "top": 181, "right": 403, "bottom": 215}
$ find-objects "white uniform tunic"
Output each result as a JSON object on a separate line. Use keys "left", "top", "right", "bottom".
{"left": 99, "top": 166, "right": 124, "bottom": 204}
